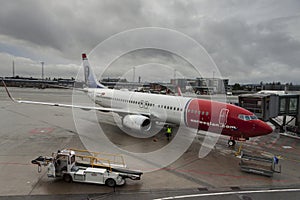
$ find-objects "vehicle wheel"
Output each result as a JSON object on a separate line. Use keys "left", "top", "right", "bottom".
{"left": 63, "top": 174, "right": 72, "bottom": 183}
{"left": 120, "top": 179, "right": 126, "bottom": 186}
{"left": 228, "top": 140, "right": 236, "bottom": 147}
{"left": 105, "top": 178, "right": 116, "bottom": 187}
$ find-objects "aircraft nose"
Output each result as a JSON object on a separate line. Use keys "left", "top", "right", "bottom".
{"left": 258, "top": 121, "right": 273, "bottom": 135}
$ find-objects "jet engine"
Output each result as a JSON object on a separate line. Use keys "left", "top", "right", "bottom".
{"left": 122, "top": 115, "right": 151, "bottom": 132}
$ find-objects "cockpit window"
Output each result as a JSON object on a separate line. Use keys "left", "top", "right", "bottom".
{"left": 238, "top": 114, "right": 244, "bottom": 120}
{"left": 250, "top": 115, "right": 258, "bottom": 120}
{"left": 238, "top": 114, "right": 258, "bottom": 121}
{"left": 245, "top": 115, "right": 251, "bottom": 121}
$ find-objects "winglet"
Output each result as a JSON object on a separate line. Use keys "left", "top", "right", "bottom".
{"left": 1, "top": 79, "right": 16, "bottom": 102}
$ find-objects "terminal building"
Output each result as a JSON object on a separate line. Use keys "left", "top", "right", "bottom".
{"left": 0, "top": 77, "right": 77, "bottom": 88}
{"left": 171, "top": 78, "right": 229, "bottom": 94}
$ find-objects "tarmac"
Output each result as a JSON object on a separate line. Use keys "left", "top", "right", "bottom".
{"left": 0, "top": 87, "right": 300, "bottom": 199}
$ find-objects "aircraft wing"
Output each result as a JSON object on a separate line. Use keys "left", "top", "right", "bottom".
{"left": 16, "top": 100, "right": 151, "bottom": 116}
{"left": 2, "top": 80, "right": 152, "bottom": 117}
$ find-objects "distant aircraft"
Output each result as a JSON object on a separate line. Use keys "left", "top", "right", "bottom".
{"left": 2, "top": 54, "right": 273, "bottom": 146}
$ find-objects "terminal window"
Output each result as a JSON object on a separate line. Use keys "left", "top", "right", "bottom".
{"left": 289, "top": 98, "right": 298, "bottom": 112}
{"left": 280, "top": 98, "right": 286, "bottom": 113}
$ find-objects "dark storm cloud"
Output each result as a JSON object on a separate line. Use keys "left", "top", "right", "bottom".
{"left": 0, "top": 1, "right": 64, "bottom": 51}
{"left": 197, "top": 16, "right": 300, "bottom": 83}
{"left": 100, "top": 49, "right": 199, "bottom": 81}
{"left": 0, "top": 0, "right": 146, "bottom": 59}
{"left": 0, "top": 0, "right": 299, "bottom": 84}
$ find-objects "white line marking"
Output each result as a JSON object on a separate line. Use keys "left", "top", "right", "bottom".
{"left": 153, "top": 188, "right": 300, "bottom": 200}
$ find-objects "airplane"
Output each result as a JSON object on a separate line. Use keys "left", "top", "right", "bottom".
{"left": 2, "top": 53, "right": 273, "bottom": 147}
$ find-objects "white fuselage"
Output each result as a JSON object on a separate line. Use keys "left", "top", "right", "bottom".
{"left": 83, "top": 87, "right": 273, "bottom": 140}
{"left": 87, "top": 88, "right": 191, "bottom": 125}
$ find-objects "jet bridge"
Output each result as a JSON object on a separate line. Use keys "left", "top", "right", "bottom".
{"left": 239, "top": 93, "right": 300, "bottom": 135}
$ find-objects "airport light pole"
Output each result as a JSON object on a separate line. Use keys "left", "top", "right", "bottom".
{"left": 132, "top": 66, "right": 135, "bottom": 82}
{"left": 12, "top": 60, "right": 15, "bottom": 77}
{"left": 41, "top": 61, "right": 44, "bottom": 80}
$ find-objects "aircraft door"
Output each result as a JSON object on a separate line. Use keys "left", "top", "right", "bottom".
{"left": 219, "top": 108, "right": 229, "bottom": 126}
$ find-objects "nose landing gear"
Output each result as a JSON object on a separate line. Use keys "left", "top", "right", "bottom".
{"left": 228, "top": 136, "right": 248, "bottom": 147}
{"left": 228, "top": 139, "right": 236, "bottom": 147}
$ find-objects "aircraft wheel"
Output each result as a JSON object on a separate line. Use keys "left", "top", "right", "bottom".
{"left": 228, "top": 140, "right": 236, "bottom": 147}
{"left": 105, "top": 178, "right": 116, "bottom": 187}
{"left": 63, "top": 174, "right": 72, "bottom": 183}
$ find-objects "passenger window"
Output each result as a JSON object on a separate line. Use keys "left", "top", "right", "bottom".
{"left": 206, "top": 112, "right": 209, "bottom": 116}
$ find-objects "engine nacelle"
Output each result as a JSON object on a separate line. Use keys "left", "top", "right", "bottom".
{"left": 123, "top": 115, "right": 151, "bottom": 132}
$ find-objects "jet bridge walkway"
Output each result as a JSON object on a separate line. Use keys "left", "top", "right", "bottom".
{"left": 239, "top": 93, "right": 300, "bottom": 136}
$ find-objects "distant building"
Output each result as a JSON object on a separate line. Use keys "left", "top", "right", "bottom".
{"left": 100, "top": 77, "right": 229, "bottom": 94}
{"left": 101, "top": 78, "right": 147, "bottom": 90}
{"left": 262, "top": 83, "right": 300, "bottom": 91}
{"left": 171, "top": 78, "right": 228, "bottom": 94}
{"left": 1, "top": 76, "right": 76, "bottom": 88}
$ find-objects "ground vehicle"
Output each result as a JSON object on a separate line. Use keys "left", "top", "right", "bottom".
{"left": 62, "top": 167, "right": 125, "bottom": 186}
{"left": 31, "top": 149, "right": 142, "bottom": 187}
{"left": 239, "top": 151, "right": 281, "bottom": 177}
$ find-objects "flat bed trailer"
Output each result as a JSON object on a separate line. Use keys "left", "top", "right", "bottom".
{"left": 239, "top": 151, "right": 281, "bottom": 177}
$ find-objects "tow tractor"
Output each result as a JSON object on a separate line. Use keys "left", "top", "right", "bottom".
{"left": 31, "top": 149, "right": 143, "bottom": 187}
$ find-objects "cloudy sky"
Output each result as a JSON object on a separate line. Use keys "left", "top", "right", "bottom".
{"left": 0, "top": 0, "right": 299, "bottom": 84}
